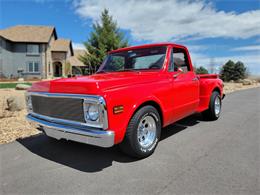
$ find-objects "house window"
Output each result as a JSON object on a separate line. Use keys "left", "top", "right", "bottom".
{"left": 48, "top": 62, "right": 51, "bottom": 73}
{"left": 27, "top": 44, "right": 39, "bottom": 55}
{"left": 0, "top": 40, "right": 2, "bottom": 53}
{"left": 27, "top": 62, "right": 40, "bottom": 73}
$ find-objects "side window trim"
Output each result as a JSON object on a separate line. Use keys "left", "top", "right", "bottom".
{"left": 168, "top": 48, "right": 174, "bottom": 72}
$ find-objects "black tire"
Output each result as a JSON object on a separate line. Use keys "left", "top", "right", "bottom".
{"left": 119, "top": 105, "right": 161, "bottom": 158}
{"left": 202, "top": 91, "right": 222, "bottom": 120}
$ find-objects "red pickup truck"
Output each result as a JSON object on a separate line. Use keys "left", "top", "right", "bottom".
{"left": 26, "top": 43, "right": 224, "bottom": 158}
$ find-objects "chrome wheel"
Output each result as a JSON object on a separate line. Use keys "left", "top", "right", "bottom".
{"left": 214, "top": 96, "right": 221, "bottom": 115}
{"left": 137, "top": 115, "right": 156, "bottom": 148}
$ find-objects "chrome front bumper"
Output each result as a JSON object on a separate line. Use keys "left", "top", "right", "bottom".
{"left": 26, "top": 114, "right": 115, "bottom": 148}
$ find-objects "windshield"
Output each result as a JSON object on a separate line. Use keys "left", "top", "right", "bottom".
{"left": 98, "top": 46, "right": 167, "bottom": 72}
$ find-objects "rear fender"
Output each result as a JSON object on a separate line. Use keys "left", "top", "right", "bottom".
{"left": 197, "top": 79, "right": 223, "bottom": 112}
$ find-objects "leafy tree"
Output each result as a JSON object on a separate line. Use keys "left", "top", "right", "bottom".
{"left": 220, "top": 60, "right": 247, "bottom": 81}
{"left": 195, "top": 66, "right": 209, "bottom": 74}
{"left": 80, "top": 9, "right": 128, "bottom": 74}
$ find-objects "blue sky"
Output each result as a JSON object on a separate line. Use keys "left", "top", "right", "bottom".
{"left": 1, "top": 0, "right": 260, "bottom": 74}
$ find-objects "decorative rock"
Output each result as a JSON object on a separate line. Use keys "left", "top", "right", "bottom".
{"left": 15, "top": 84, "right": 31, "bottom": 90}
{"left": 6, "top": 96, "right": 25, "bottom": 111}
{"left": 18, "top": 78, "right": 24, "bottom": 82}
{"left": 242, "top": 79, "right": 252, "bottom": 85}
{"left": 236, "top": 79, "right": 243, "bottom": 83}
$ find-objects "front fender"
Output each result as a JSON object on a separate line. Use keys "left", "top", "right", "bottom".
{"left": 104, "top": 79, "right": 170, "bottom": 144}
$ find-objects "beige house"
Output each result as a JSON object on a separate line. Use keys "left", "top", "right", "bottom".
{"left": 0, "top": 25, "right": 85, "bottom": 79}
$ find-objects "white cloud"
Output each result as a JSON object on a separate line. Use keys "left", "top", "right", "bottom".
{"left": 73, "top": 0, "right": 260, "bottom": 74}
{"left": 73, "top": 0, "right": 260, "bottom": 42}
{"left": 72, "top": 42, "right": 85, "bottom": 50}
{"left": 232, "top": 45, "right": 260, "bottom": 51}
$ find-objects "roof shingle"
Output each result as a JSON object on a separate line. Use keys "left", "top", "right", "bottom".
{"left": 0, "top": 25, "right": 55, "bottom": 43}
{"left": 51, "top": 39, "right": 72, "bottom": 52}
{"left": 68, "top": 49, "right": 86, "bottom": 67}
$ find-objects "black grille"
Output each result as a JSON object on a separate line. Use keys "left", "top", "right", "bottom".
{"left": 31, "top": 95, "right": 85, "bottom": 123}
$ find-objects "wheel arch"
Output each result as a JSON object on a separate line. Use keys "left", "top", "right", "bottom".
{"left": 212, "top": 86, "right": 221, "bottom": 94}
{"left": 131, "top": 100, "right": 164, "bottom": 127}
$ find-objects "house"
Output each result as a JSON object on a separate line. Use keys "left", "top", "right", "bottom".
{"left": 0, "top": 25, "right": 86, "bottom": 79}
{"left": 67, "top": 49, "right": 88, "bottom": 75}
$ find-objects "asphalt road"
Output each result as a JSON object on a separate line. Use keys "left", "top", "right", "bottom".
{"left": 1, "top": 88, "right": 259, "bottom": 195}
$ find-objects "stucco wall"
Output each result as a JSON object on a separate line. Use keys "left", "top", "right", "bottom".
{"left": 0, "top": 37, "right": 45, "bottom": 79}
{"left": 46, "top": 34, "right": 56, "bottom": 78}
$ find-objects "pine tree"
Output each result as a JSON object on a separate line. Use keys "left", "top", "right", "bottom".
{"left": 220, "top": 60, "right": 247, "bottom": 81}
{"left": 234, "top": 61, "right": 247, "bottom": 80}
{"left": 80, "top": 9, "right": 128, "bottom": 74}
{"left": 195, "top": 66, "right": 209, "bottom": 74}
{"left": 220, "top": 60, "right": 235, "bottom": 81}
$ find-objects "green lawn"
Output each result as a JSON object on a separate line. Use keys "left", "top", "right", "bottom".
{"left": 0, "top": 82, "right": 32, "bottom": 89}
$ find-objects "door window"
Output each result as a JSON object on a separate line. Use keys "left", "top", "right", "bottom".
{"left": 172, "top": 48, "right": 190, "bottom": 72}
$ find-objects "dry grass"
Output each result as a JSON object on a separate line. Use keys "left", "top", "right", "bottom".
{"left": 224, "top": 82, "right": 260, "bottom": 94}
{"left": 0, "top": 82, "right": 259, "bottom": 144}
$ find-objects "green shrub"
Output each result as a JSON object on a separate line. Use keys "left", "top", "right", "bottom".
{"left": 220, "top": 60, "right": 247, "bottom": 81}
{"left": 195, "top": 66, "right": 209, "bottom": 74}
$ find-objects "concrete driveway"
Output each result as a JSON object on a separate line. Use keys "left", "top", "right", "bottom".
{"left": 0, "top": 88, "right": 259, "bottom": 195}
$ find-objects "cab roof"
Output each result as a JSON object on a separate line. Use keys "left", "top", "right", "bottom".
{"left": 109, "top": 42, "right": 187, "bottom": 54}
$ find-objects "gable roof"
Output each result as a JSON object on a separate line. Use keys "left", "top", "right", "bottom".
{"left": 51, "top": 39, "right": 73, "bottom": 55}
{"left": 68, "top": 49, "right": 87, "bottom": 67}
{"left": 0, "top": 25, "right": 56, "bottom": 43}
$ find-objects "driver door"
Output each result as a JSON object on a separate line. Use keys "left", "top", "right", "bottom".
{"left": 168, "top": 47, "right": 199, "bottom": 122}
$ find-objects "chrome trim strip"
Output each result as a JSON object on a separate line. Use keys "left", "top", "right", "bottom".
{"left": 27, "top": 92, "right": 108, "bottom": 130}
{"left": 30, "top": 112, "right": 100, "bottom": 129}
{"left": 27, "top": 114, "right": 114, "bottom": 148}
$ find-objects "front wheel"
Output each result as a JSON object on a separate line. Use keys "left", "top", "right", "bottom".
{"left": 202, "top": 91, "right": 222, "bottom": 120}
{"left": 119, "top": 105, "right": 161, "bottom": 158}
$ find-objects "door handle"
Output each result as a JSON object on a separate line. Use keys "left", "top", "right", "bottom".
{"left": 192, "top": 77, "right": 198, "bottom": 81}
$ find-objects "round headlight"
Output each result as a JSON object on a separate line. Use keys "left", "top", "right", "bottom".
{"left": 87, "top": 104, "right": 99, "bottom": 121}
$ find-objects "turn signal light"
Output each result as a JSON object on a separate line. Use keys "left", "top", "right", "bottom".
{"left": 113, "top": 105, "right": 124, "bottom": 114}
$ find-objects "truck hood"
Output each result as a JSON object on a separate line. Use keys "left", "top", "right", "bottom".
{"left": 30, "top": 71, "right": 162, "bottom": 95}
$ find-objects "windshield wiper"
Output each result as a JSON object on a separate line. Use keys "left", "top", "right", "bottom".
{"left": 96, "top": 70, "right": 107, "bottom": 74}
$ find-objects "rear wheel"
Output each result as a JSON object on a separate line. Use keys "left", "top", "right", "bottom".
{"left": 119, "top": 105, "right": 161, "bottom": 158}
{"left": 202, "top": 91, "right": 222, "bottom": 120}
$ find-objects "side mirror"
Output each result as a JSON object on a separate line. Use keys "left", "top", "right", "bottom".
{"left": 173, "top": 67, "right": 184, "bottom": 78}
